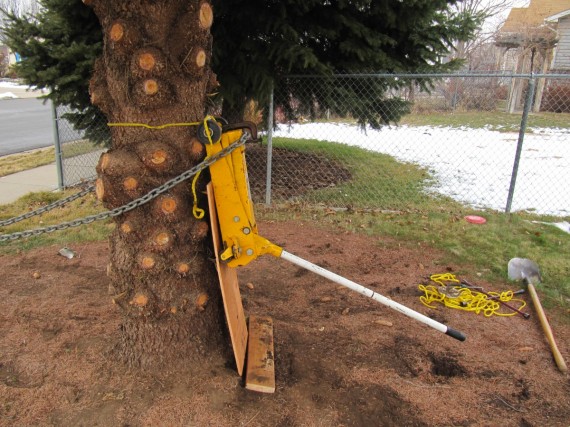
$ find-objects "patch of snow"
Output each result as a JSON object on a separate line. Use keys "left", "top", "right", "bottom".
{"left": 0, "top": 81, "right": 30, "bottom": 89}
{"left": 0, "top": 92, "right": 19, "bottom": 100}
{"left": 273, "top": 123, "right": 570, "bottom": 216}
{"left": 530, "top": 221, "right": 570, "bottom": 234}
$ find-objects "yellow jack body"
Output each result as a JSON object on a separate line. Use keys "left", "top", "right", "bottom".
{"left": 205, "top": 128, "right": 282, "bottom": 267}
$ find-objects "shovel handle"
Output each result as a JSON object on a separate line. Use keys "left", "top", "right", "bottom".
{"left": 528, "top": 283, "right": 567, "bottom": 373}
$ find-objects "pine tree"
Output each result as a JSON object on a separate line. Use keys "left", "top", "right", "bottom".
{"left": 213, "top": 0, "right": 481, "bottom": 125}
{"left": 1, "top": 0, "right": 107, "bottom": 142}
{"left": 3, "top": 0, "right": 480, "bottom": 133}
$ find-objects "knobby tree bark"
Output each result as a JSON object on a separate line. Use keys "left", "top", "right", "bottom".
{"left": 85, "top": 0, "right": 227, "bottom": 368}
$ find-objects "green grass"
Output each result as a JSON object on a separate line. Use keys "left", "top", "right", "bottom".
{"left": 0, "top": 147, "right": 56, "bottom": 177}
{"left": 0, "top": 190, "right": 112, "bottom": 253}
{"left": 259, "top": 204, "right": 570, "bottom": 317}
{"left": 273, "top": 137, "right": 451, "bottom": 211}
{"left": 61, "top": 139, "right": 104, "bottom": 159}
{"left": 400, "top": 110, "right": 570, "bottom": 131}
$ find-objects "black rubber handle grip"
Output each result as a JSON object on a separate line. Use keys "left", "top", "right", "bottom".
{"left": 445, "top": 327, "right": 466, "bottom": 341}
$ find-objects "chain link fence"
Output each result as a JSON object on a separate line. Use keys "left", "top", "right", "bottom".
{"left": 55, "top": 73, "right": 570, "bottom": 217}
{"left": 54, "top": 104, "right": 107, "bottom": 188}
{"left": 265, "top": 73, "right": 570, "bottom": 216}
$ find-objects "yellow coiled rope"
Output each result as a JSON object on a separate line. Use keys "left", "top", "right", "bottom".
{"left": 419, "top": 273, "right": 526, "bottom": 317}
{"left": 107, "top": 116, "right": 219, "bottom": 219}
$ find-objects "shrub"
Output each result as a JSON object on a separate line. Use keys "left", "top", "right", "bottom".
{"left": 541, "top": 81, "right": 570, "bottom": 113}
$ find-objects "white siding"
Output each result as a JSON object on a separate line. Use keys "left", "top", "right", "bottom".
{"left": 553, "top": 16, "right": 570, "bottom": 70}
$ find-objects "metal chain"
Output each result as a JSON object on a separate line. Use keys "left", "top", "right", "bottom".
{"left": 0, "top": 134, "right": 247, "bottom": 242}
{"left": 0, "top": 184, "right": 96, "bottom": 227}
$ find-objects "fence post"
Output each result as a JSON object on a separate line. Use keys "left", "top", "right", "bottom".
{"left": 265, "top": 85, "right": 274, "bottom": 205}
{"left": 505, "top": 76, "right": 536, "bottom": 214}
{"left": 51, "top": 101, "right": 64, "bottom": 190}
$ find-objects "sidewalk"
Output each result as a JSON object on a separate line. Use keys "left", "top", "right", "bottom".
{"left": 0, "top": 83, "right": 60, "bottom": 205}
{"left": 0, "top": 163, "right": 59, "bottom": 205}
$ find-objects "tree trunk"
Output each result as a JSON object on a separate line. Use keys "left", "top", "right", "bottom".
{"left": 86, "top": 0, "right": 227, "bottom": 368}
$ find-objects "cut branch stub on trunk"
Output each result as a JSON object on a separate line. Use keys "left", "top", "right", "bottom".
{"left": 187, "top": 136, "right": 206, "bottom": 160}
{"left": 199, "top": 1, "right": 214, "bottom": 30}
{"left": 131, "top": 77, "right": 175, "bottom": 108}
{"left": 120, "top": 221, "right": 134, "bottom": 235}
{"left": 181, "top": 47, "right": 207, "bottom": 77}
{"left": 191, "top": 220, "right": 210, "bottom": 241}
{"left": 123, "top": 176, "right": 139, "bottom": 192}
{"left": 106, "top": 20, "right": 140, "bottom": 57}
{"left": 131, "top": 47, "right": 166, "bottom": 78}
{"left": 176, "top": 262, "right": 191, "bottom": 275}
{"left": 196, "top": 293, "right": 209, "bottom": 311}
{"left": 149, "top": 229, "right": 175, "bottom": 252}
{"left": 97, "top": 150, "right": 143, "bottom": 176}
{"left": 117, "top": 210, "right": 146, "bottom": 238}
{"left": 138, "top": 253, "right": 158, "bottom": 271}
{"left": 131, "top": 293, "right": 149, "bottom": 308}
{"left": 134, "top": 140, "right": 182, "bottom": 175}
{"left": 153, "top": 193, "right": 191, "bottom": 220}
{"left": 90, "top": 59, "right": 113, "bottom": 113}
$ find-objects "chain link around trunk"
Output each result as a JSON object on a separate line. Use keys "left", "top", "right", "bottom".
{"left": 0, "top": 134, "right": 248, "bottom": 242}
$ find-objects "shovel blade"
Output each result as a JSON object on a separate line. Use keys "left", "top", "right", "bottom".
{"left": 508, "top": 258, "right": 541, "bottom": 284}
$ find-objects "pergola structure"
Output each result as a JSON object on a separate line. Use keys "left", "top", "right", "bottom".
{"left": 496, "top": 0, "right": 570, "bottom": 112}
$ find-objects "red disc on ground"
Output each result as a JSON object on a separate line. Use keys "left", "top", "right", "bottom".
{"left": 464, "top": 215, "right": 487, "bottom": 224}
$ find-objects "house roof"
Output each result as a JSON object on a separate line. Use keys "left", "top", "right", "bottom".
{"left": 546, "top": 9, "right": 570, "bottom": 22}
{"left": 500, "top": 0, "right": 570, "bottom": 32}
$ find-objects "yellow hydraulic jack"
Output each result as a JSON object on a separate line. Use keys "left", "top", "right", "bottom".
{"left": 199, "top": 120, "right": 281, "bottom": 267}
{"left": 198, "top": 119, "right": 466, "bottom": 391}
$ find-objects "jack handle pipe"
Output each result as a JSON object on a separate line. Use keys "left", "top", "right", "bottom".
{"left": 279, "top": 250, "right": 466, "bottom": 341}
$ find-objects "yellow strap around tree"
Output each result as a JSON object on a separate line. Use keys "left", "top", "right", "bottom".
{"left": 106, "top": 116, "right": 219, "bottom": 220}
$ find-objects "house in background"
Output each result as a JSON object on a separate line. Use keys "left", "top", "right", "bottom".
{"left": 496, "top": 0, "right": 570, "bottom": 112}
{"left": 546, "top": 9, "right": 570, "bottom": 71}
{"left": 0, "top": 44, "right": 21, "bottom": 77}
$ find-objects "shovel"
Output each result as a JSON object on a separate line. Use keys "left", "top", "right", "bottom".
{"left": 508, "top": 258, "right": 567, "bottom": 373}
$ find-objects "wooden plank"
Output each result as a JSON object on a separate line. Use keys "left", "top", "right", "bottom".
{"left": 207, "top": 183, "right": 248, "bottom": 376}
{"left": 245, "top": 315, "right": 275, "bottom": 393}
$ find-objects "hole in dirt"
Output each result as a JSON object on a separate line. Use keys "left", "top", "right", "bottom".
{"left": 274, "top": 338, "right": 298, "bottom": 386}
{"left": 515, "top": 379, "right": 532, "bottom": 401}
{"left": 0, "top": 361, "right": 44, "bottom": 389}
{"left": 339, "top": 384, "right": 428, "bottom": 427}
{"left": 429, "top": 352, "right": 467, "bottom": 378}
{"left": 293, "top": 268, "right": 309, "bottom": 277}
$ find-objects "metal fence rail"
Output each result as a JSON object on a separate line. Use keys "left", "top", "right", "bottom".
{"left": 54, "top": 73, "right": 570, "bottom": 217}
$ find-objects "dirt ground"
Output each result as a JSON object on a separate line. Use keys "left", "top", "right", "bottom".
{"left": 1, "top": 219, "right": 569, "bottom": 426}
{"left": 1, "top": 147, "right": 569, "bottom": 426}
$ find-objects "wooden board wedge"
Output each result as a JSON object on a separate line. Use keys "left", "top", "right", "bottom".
{"left": 245, "top": 315, "right": 276, "bottom": 393}
{"left": 207, "top": 183, "right": 248, "bottom": 376}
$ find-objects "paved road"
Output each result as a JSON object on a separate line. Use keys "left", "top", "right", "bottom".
{"left": 0, "top": 98, "right": 54, "bottom": 156}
